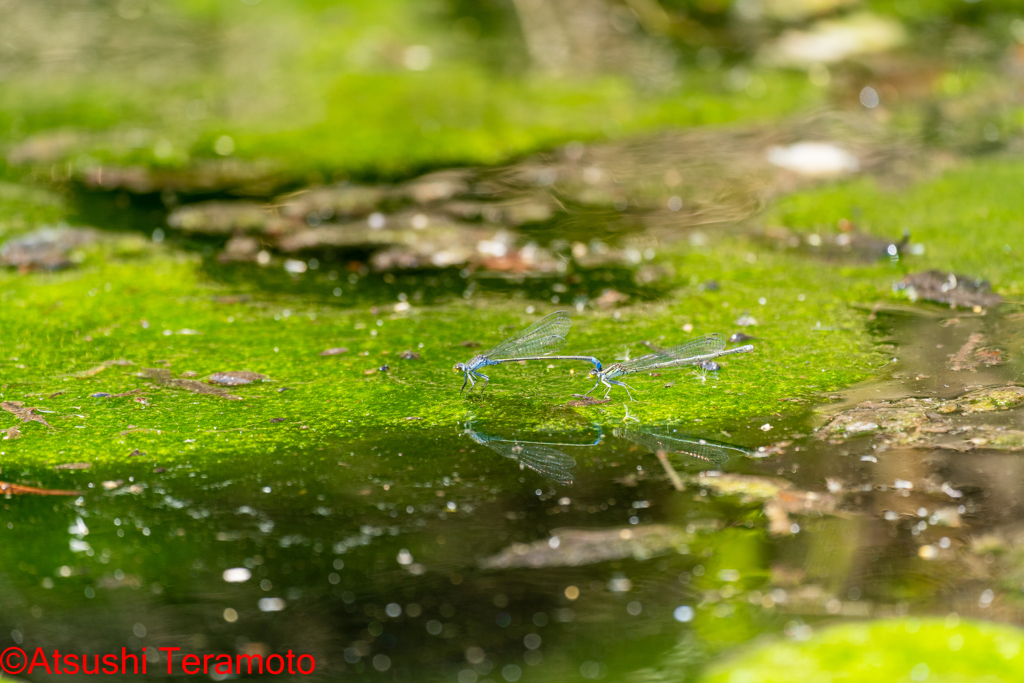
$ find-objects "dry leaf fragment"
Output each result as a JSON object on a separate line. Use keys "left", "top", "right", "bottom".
{"left": 1, "top": 401, "right": 55, "bottom": 429}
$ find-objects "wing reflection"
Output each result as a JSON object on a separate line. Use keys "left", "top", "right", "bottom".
{"left": 613, "top": 425, "right": 752, "bottom": 468}
{"left": 463, "top": 423, "right": 600, "bottom": 486}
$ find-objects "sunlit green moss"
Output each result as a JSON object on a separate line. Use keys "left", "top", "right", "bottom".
{"left": 700, "top": 617, "right": 1024, "bottom": 682}
{"left": 0, "top": 226, "right": 889, "bottom": 470}
{"left": 0, "top": 0, "right": 823, "bottom": 182}
{"left": 766, "top": 158, "right": 1024, "bottom": 295}
{"left": 0, "top": 181, "right": 68, "bottom": 240}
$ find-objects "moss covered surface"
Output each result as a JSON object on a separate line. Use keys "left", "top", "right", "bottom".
{"left": 0, "top": 240, "right": 882, "bottom": 472}
{"left": 701, "top": 617, "right": 1024, "bottom": 682}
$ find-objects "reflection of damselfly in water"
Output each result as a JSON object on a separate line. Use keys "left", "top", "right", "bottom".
{"left": 614, "top": 425, "right": 752, "bottom": 467}
{"left": 462, "top": 422, "right": 602, "bottom": 486}
{"left": 614, "top": 424, "right": 752, "bottom": 490}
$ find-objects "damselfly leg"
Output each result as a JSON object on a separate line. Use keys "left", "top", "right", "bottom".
{"left": 603, "top": 378, "right": 635, "bottom": 401}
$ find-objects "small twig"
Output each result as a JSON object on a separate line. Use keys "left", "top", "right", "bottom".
{"left": 655, "top": 450, "right": 684, "bottom": 492}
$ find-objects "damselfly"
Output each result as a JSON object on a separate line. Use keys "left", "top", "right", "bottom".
{"left": 454, "top": 310, "right": 602, "bottom": 394}
{"left": 586, "top": 333, "right": 753, "bottom": 400}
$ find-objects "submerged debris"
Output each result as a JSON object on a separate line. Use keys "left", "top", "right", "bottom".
{"left": 138, "top": 368, "right": 242, "bottom": 400}
{"left": 0, "top": 481, "right": 79, "bottom": 496}
{"left": 947, "top": 333, "right": 986, "bottom": 372}
{"left": 762, "top": 224, "right": 909, "bottom": 261}
{"left": 278, "top": 184, "right": 387, "bottom": 221}
{"left": 167, "top": 201, "right": 273, "bottom": 234}
{"left": 208, "top": 371, "right": 269, "bottom": 386}
{"left": 819, "top": 385, "right": 1024, "bottom": 450}
{"left": 479, "top": 525, "right": 694, "bottom": 569}
{"left": 693, "top": 472, "right": 840, "bottom": 536}
{"left": 54, "top": 462, "right": 92, "bottom": 470}
{"left": 896, "top": 270, "right": 1003, "bottom": 309}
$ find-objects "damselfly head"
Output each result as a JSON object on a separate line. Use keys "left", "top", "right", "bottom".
{"left": 588, "top": 368, "right": 599, "bottom": 378}
{"left": 453, "top": 363, "right": 464, "bottom": 374}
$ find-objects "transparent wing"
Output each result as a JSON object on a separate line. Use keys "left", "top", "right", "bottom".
{"left": 487, "top": 441, "right": 576, "bottom": 485}
{"left": 617, "top": 426, "right": 749, "bottom": 466}
{"left": 617, "top": 334, "right": 726, "bottom": 373}
{"left": 487, "top": 310, "right": 572, "bottom": 359}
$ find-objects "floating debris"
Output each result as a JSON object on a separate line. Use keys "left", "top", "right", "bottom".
{"left": 54, "top": 462, "right": 92, "bottom": 470}
{"left": 593, "top": 288, "right": 630, "bottom": 309}
{"left": 767, "top": 142, "right": 860, "bottom": 178}
{"left": 565, "top": 396, "right": 612, "bottom": 407}
{"left": 320, "top": 347, "right": 349, "bottom": 356}
{"left": 762, "top": 224, "right": 909, "bottom": 261}
{"left": 3, "top": 426, "right": 22, "bottom": 440}
{"left": 208, "top": 371, "right": 269, "bottom": 386}
{"left": 399, "top": 350, "right": 421, "bottom": 360}
{"left": 479, "top": 525, "right": 694, "bottom": 569}
{"left": 138, "top": 368, "right": 242, "bottom": 400}
{"left": 75, "top": 359, "right": 134, "bottom": 379}
{"left": 896, "top": 270, "right": 1003, "bottom": 309}
{"left": 0, "top": 227, "right": 101, "bottom": 271}
{"left": 760, "top": 13, "right": 906, "bottom": 68}
{"left": 91, "top": 389, "right": 143, "bottom": 399}
{"left": 735, "top": 314, "right": 758, "bottom": 327}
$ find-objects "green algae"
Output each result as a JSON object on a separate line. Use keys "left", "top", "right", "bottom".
{"left": 0, "top": 0, "right": 825, "bottom": 185}
{"left": 0, "top": 233, "right": 887, "bottom": 472}
{"left": 0, "top": 181, "right": 68, "bottom": 241}
{"left": 700, "top": 617, "right": 1024, "bottom": 682}
{"left": 767, "top": 158, "right": 1024, "bottom": 295}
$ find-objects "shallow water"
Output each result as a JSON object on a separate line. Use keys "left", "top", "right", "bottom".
{"left": 4, "top": 303, "right": 1024, "bottom": 681}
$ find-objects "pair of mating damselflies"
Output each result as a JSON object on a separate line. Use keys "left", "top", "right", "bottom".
{"left": 453, "top": 310, "right": 754, "bottom": 400}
